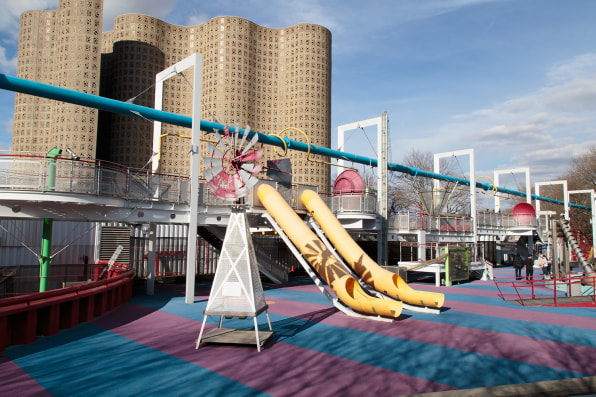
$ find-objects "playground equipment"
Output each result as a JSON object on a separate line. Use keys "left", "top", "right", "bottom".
{"left": 0, "top": 73, "right": 590, "bottom": 210}
{"left": 553, "top": 219, "right": 596, "bottom": 280}
{"left": 203, "top": 124, "right": 263, "bottom": 201}
{"left": 0, "top": 71, "right": 593, "bottom": 306}
{"left": 258, "top": 184, "right": 404, "bottom": 319}
{"left": 512, "top": 202, "right": 537, "bottom": 227}
{"left": 301, "top": 189, "right": 444, "bottom": 309}
{"left": 258, "top": 183, "right": 445, "bottom": 319}
{"left": 197, "top": 130, "right": 273, "bottom": 351}
{"left": 333, "top": 169, "right": 366, "bottom": 194}
{"left": 196, "top": 208, "right": 273, "bottom": 352}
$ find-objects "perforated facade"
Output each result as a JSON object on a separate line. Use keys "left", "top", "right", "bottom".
{"left": 13, "top": 1, "right": 332, "bottom": 193}
{"left": 12, "top": 0, "right": 102, "bottom": 160}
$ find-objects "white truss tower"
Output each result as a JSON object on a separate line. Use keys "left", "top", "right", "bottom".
{"left": 196, "top": 209, "right": 272, "bottom": 351}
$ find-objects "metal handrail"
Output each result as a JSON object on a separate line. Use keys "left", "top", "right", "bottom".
{"left": 493, "top": 273, "right": 596, "bottom": 307}
{"left": 0, "top": 154, "right": 191, "bottom": 204}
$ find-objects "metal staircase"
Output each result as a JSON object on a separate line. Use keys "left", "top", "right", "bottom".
{"left": 557, "top": 219, "right": 595, "bottom": 276}
{"left": 197, "top": 224, "right": 288, "bottom": 284}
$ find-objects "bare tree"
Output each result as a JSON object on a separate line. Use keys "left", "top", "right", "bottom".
{"left": 389, "top": 149, "right": 470, "bottom": 216}
{"left": 537, "top": 146, "right": 595, "bottom": 245}
{"left": 565, "top": 146, "right": 596, "bottom": 243}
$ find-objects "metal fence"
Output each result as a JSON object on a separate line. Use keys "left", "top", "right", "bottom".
{"left": 0, "top": 155, "right": 190, "bottom": 204}
{"left": 327, "top": 193, "right": 377, "bottom": 214}
{"left": 390, "top": 210, "right": 539, "bottom": 234}
{"left": 476, "top": 210, "right": 538, "bottom": 229}
{"left": 390, "top": 211, "right": 473, "bottom": 234}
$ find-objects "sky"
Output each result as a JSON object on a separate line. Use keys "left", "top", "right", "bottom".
{"left": 1, "top": 0, "right": 596, "bottom": 197}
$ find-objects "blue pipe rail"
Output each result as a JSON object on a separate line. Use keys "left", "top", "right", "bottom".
{"left": 0, "top": 73, "right": 589, "bottom": 210}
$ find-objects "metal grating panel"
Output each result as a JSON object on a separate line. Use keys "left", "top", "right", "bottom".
{"left": 99, "top": 226, "right": 131, "bottom": 265}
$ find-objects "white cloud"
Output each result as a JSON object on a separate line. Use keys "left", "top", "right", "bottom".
{"left": 275, "top": 0, "right": 340, "bottom": 30}
{"left": 477, "top": 120, "right": 547, "bottom": 141}
{"left": 0, "top": 1, "right": 58, "bottom": 38}
{"left": 102, "top": 0, "right": 178, "bottom": 31}
{"left": 541, "top": 78, "right": 596, "bottom": 112}
{"left": 435, "top": 52, "right": 596, "bottom": 181}
{"left": 547, "top": 52, "right": 596, "bottom": 85}
{"left": 0, "top": 46, "right": 18, "bottom": 73}
{"left": 0, "top": 117, "right": 13, "bottom": 151}
{"left": 186, "top": 12, "right": 210, "bottom": 27}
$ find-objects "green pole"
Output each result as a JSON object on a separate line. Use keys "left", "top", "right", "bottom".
{"left": 39, "top": 217, "right": 53, "bottom": 292}
{"left": 40, "top": 147, "right": 61, "bottom": 292}
{"left": 46, "top": 146, "right": 61, "bottom": 192}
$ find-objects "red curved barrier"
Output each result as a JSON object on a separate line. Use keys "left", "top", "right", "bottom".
{"left": 0, "top": 269, "right": 134, "bottom": 352}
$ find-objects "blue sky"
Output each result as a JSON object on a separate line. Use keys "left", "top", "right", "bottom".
{"left": 1, "top": 0, "right": 596, "bottom": 194}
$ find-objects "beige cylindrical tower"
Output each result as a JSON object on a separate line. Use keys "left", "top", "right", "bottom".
{"left": 50, "top": 0, "right": 103, "bottom": 159}
{"left": 101, "top": 15, "right": 332, "bottom": 192}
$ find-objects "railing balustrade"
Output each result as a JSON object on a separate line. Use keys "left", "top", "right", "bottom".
{"left": 0, "top": 154, "right": 191, "bottom": 204}
{"left": 0, "top": 154, "right": 544, "bottom": 233}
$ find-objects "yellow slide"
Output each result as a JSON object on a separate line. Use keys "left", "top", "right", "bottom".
{"left": 258, "top": 184, "right": 403, "bottom": 319}
{"left": 301, "top": 190, "right": 444, "bottom": 309}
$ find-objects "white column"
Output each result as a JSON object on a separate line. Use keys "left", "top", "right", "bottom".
{"left": 151, "top": 54, "right": 202, "bottom": 303}
{"left": 417, "top": 230, "right": 426, "bottom": 261}
{"left": 186, "top": 54, "right": 202, "bottom": 303}
{"left": 146, "top": 223, "right": 157, "bottom": 295}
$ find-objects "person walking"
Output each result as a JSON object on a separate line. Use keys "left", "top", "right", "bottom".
{"left": 513, "top": 254, "right": 524, "bottom": 280}
{"left": 537, "top": 254, "right": 548, "bottom": 278}
{"left": 525, "top": 254, "right": 534, "bottom": 281}
{"left": 545, "top": 258, "right": 552, "bottom": 277}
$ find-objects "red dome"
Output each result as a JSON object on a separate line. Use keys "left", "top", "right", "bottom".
{"left": 512, "top": 202, "right": 536, "bottom": 226}
{"left": 333, "top": 169, "right": 365, "bottom": 194}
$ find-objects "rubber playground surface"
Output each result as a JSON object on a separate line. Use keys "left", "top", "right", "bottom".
{"left": 2, "top": 266, "right": 595, "bottom": 396}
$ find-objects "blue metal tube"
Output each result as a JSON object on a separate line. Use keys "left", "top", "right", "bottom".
{"left": 0, "top": 73, "right": 589, "bottom": 210}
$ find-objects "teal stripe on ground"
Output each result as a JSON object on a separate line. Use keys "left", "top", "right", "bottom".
{"left": 263, "top": 284, "right": 596, "bottom": 347}
{"left": 128, "top": 292, "right": 590, "bottom": 390}
{"left": 4, "top": 322, "right": 268, "bottom": 397}
{"left": 93, "top": 302, "right": 454, "bottom": 396}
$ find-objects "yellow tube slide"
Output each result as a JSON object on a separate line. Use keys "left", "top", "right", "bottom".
{"left": 257, "top": 184, "right": 402, "bottom": 319}
{"left": 301, "top": 190, "right": 444, "bottom": 309}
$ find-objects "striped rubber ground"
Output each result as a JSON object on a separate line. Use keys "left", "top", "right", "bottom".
{"left": 1, "top": 270, "right": 595, "bottom": 396}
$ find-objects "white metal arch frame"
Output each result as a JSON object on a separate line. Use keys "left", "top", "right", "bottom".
{"left": 568, "top": 189, "right": 596, "bottom": 256}
{"left": 337, "top": 113, "right": 389, "bottom": 266}
{"left": 151, "top": 53, "right": 202, "bottom": 304}
{"left": 493, "top": 168, "right": 531, "bottom": 213}
{"left": 535, "top": 181, "right": 569, "bottom": 220}
{"left": 433, "top": 149, "right": 477, "bottom": 251}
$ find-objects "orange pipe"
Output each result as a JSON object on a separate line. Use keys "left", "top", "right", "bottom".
{"left": 301, "top": 189, "right": 444, "bottom": 308}
{"left": 257, "top": 184, "right": 402, "bottom": 318}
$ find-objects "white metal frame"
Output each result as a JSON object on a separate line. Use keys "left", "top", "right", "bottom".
{"left": 151, "top": 53, "right": 202, "bottom": 303}
{"left": 337, "top": 114, "right": 389, "bottom": 266}
{"left": 535, "top": 181, "right": 569, "bottom": 220}
{"left": 433, "top": 149, "right": 477, "bottom": 250}
{"left": 493, "top": 168, "right": 531, "bottom": 212}
{"left": 568, "top": 189, "right": 596, "bottom": 255}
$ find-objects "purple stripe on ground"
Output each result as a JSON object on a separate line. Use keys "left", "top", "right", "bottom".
{"left": 281, "top": 284, "right": 338, "bottom": 295}
{"left": 380, "top": 284, "right": 596, "bottom": 330}
{"left": 280, "top": 283, "right": 596, "bottom": 329}
{"left": 0, "top": 355, "right": 52, "bottom": 396}
{"left": 409, "top": 283, "right": 562, "bottom": 298}
{"left": 92, "top": 303, "right": 454, "bottom": 396}
{"left": 447, "top": 299, "right": 596, "bottom": 329}
{"left": 266, "top": 297, "right": 596, "bottom": 375}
